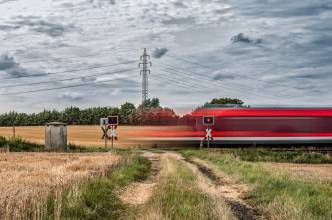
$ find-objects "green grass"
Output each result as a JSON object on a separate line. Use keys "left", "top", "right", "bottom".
{"left": 0, "top": 136, "right": 123, "bottom": 152}
{"left": 0, "top": 136, "right": 44, "bottom": 152}
{"left": 47, "top": 155, "right": 151, "bottom": 220}
{"left": 225, "top": 148, "right": 332, "bottom": 164}
{"left": 67, "top": 143, "right": 110, "bottom": 153}
{"left": 140, "top": 157, "right": 234, "bottom": 220}
{"left": 181, "top": 150, "right": 332, "bottom": 220}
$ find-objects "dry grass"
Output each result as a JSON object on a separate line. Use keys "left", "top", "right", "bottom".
{"left": 0, "top": 152, "right": 120, "bottom": 220}
{"left": 0, "top": 125, "right": 187, "bottom": 148}
{"left": 264, "top": 162, "right": 332, "bottom": 183}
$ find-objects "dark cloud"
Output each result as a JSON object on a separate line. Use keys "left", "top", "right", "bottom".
{"left": 212, "top": 72, "right": 235, "bottom": 81}
{"left": 10, "top": 16, "right": 76, "bottom": 37}
{"left": 0, "top": 55, "right": 29, "bottom": 77}
{"left": 152, "top": 48, "right": 168, "bottom": 58}
{"left": 0, "top": 24, "right": 20, "bottom": 31}
{"left": 231, "top": 33, "right": 263, "bottom": 44}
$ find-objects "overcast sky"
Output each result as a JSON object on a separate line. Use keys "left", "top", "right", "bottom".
{"left": 0, "top": 0, "right": 331, "bottom": 114}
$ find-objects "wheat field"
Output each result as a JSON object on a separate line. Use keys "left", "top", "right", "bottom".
{"left": 0, "top": 125, "right": 190, "bottom": 148}
{"left": 0, "top": 152, "right": 120, "bottom": 219}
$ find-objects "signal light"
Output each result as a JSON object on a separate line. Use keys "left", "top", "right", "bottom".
{"left": 203, "top": 116, "right": 214, "bottom": 125}
{"left": 107, "top": 116, "right": 118, "bottom": 126}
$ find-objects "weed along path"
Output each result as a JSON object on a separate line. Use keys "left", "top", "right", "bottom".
{"left": 119, "top": 151, "right": 160, "bottom": 205}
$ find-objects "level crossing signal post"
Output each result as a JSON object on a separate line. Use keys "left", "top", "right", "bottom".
{"left": 203, "top": 116, "right": 214, "bottom": 148}
{"left": 100, "top": 116, "right": 119, "bottom": 149}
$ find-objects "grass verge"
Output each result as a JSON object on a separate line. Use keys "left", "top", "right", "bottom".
{"left": 181, "top": 150, "right": 332, "bottom": 220}
{"left": 225, "top": 148, "right": 332, "bottom": 164}
{"left": 139, "top": 156, "right": 234, "bottom": 220}
{"left": 0, "top": 136, "right": 44, "bottom": 151}
{"left": 0, "top": 136, "right": 117, "bottom": 152}
{"left": 46, "top": 154, "right": 151, "bottom": 219}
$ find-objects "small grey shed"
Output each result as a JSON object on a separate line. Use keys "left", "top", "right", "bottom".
{"left": 45, "top": 122, "right": 67, "bottom": 151}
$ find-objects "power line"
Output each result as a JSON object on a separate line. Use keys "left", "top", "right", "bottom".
{"left": 0, "top": 75, "right": 132, "bottom": 96}
{"left": 157, "top": 62, "right": 292, "bottom": 100}
{"left": 154, "top": 65, "right": 292, "bottom": 103}
{"left": 0, "top": 60, "right": 136, "bottom": 80}
{"left": 0, "top": 68, "right": 137, "bottom": 89}
{"left": 18, "top": 48, "right": 139, "bottom": 64}
{"left": 154, "top": 68, "right": 254, "bottom": 99}
{"left": 165, "top": 53, "right": 296, "bottom": 91}
{"left": 152, "top": 72, "right": 203, "bottom": 90}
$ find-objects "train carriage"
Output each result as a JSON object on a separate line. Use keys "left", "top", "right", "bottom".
{"left": 191, "top": 107, "right": 332, "bottom": 144}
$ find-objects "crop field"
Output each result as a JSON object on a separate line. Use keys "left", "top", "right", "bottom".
{"left": 0, "top": 152, "right": 120, "bottom": 219}
{"left": 0, "top": 125, "right": 188, "bottom": 148}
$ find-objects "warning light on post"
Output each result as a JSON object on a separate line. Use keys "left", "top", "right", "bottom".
{"left": 107, "top": 116, "right": 119, "bottom": 126}
{"left": 203, "top": 116, "right": 214, "bottom": 126}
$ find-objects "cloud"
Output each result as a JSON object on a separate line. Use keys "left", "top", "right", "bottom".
{"left": 0, "top": 55, "right": 29, "bottom": 77}
{"left": 0, "top": 24, "right": 20, "bottom": 31}
{"left": 10, "top": 16, "right": 76, "bottom": 37}
{"left": 60, "top": 92, "right": 84, "bottom": 102}
{"left": 152, "top": 48, "right": 168, "bottom": 58}
{"left": 231, "top": 33, "right": 263, "bottom": 44}
{"left": 0, "top": 0, "right": 16, "bottom": 4}
{"left": 212, "top": 72, "right": 235, "bottom": 81}
{"left": 0, "top": 0, "right": 332, "bottom": 112}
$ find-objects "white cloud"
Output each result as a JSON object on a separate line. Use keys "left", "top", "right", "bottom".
{"left": 0, "top": 0, "right": 331, "bottom": 113}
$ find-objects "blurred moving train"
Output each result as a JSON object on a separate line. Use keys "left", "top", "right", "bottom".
{"left": 191, "top": 106, "right": 332, "bottom": 144}
{"left": 129, "top": 106, "right": 332, "bottom": 145}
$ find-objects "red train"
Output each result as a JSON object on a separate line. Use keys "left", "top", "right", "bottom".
{"left": 191, "top": 107, "right": 332, "bottom": 144}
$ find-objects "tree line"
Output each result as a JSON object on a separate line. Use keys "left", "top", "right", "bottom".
{"left": 0, "top": 97, "right": 244, "bottom": 126}
{"left": 0, "top": 98, "right": 179, "bottom": 126}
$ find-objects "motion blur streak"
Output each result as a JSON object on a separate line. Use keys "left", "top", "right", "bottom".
{"left": 128, "top": 107, "right": 332, "bottom": 145}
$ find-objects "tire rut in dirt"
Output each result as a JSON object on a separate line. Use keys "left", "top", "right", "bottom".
{"left": 142, "top": 151, "right": 160, "bottom": 178}
{"left": 185, "top": 158, "right": 262, "bottom": 220}
{"left": 185, "top": 158, "right": 221, "bottom": 183}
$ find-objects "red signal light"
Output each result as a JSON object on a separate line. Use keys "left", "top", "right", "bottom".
{"left": 203, "top": 116, "right": 214, "bottom": 125}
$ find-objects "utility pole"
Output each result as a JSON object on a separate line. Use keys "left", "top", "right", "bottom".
{"left": 12, "top": 116, "right": 16, "bottom": 139}
{"left": 139, "top": 48, "right": 152, "bottom": 103}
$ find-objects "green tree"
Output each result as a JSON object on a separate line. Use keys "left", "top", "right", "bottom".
{"left": 139, "top": 98, "right": 160, "bottom": 110}
{"left": 120, "top": 102, "right": 136, "bottom": 124}
{"left": 207, "top": 97, "right": 244, "bottom": 105}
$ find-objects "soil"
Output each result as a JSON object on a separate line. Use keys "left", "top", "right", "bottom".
{"left": 119, "top": 151, "right": 160, "bottom": 205}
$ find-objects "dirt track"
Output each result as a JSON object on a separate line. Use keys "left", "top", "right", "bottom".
{"left": 119, "top": 151, "right": 160, "bottom": 205}
{"left": 121, "top": 151, "right": 262, "bottom": 220}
